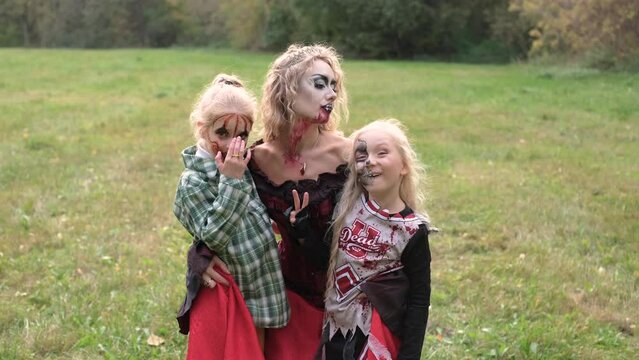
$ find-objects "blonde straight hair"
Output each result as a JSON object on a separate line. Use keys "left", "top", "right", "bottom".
{"left": 260, "top": 44, "right": 349, "bottom": 141}
{"left": 325, "top": 119, "right": 429, "bottom": 297}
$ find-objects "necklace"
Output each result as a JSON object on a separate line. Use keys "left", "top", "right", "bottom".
{"left": 297, "top": 129, "right": 321, "bottom": 176}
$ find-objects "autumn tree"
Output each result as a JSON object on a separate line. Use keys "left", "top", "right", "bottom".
{"left": 219, "top": 0, "right": 266, "bottom": 49}
{"left": 510, "top": 0, "right": 639, "bottom": 67}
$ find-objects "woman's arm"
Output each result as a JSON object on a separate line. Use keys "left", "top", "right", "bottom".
{"left": 285, "top": 190, "right": 331, "bottom": 270}
{"left": 186, "top": 242, "right": 230, "bottom": 288}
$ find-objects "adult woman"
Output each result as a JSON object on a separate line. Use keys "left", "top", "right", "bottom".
{"left": 190, "top": 44, "right": 351, "bottom": 359}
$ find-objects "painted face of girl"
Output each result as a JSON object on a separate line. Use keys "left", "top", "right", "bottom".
{"left": 292, "top": 60, "right": 338, "bottom": 124}
{"left": 355, "top": 139, "right": 373, "bottom": 186}
{"left": 354, "top": 131, "right": 407, "bottom": 199}
{"left": 206, "top": 114, "right": 252, "bottom": 156}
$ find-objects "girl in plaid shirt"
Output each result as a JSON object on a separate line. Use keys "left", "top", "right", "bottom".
{"left": 173, "top": 74, "right": 289, "bottom": 358}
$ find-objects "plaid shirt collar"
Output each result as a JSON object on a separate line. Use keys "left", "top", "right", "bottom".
{"left": 182, "top": 146, "right": 219, "bottom": 179}
{"left": 195, "top": 145, "right": 213, "bottom": 159}
{"left": 182, "top": 145, "right": 254, "bottom": 184}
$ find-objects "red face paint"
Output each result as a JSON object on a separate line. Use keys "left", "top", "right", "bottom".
{"left": 284, "top": 121, "right": 311, "bottom": 164}
{"left": 210, "top": 141, "right": 220, "bottom": 155}
{"left": 207, "top": 113, "right": 252, "bottom": 157}
{"left": 316, "top": 106, "right": 331, "bottom": 124}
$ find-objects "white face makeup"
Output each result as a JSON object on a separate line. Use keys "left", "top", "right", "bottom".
{"left": 354, "top": 131, "right": 407, "bottom": 200}
{"left": 292, "top": 60, "right": 338, "bottom": 124}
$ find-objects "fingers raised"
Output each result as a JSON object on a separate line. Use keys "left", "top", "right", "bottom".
{"left": 224, "top": 137, "right": 237, "bottom": 162}
{"left": 239, "top": 138, "right": 246, "bottom": 153}
{"left": 292, "top": 189, "right": 301, "bottom": 211}
{"left": 302, "top": 192, "right": 310, "bottom": 209}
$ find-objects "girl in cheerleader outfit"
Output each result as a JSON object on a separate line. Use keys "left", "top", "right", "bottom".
{"left": 311, "top": 119, "right": 435, "bottom": 359}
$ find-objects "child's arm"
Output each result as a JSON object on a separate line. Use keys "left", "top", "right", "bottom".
{"left": 397, "top": 225, "right": 431, "bottom": 360}
{"left": 174, "top": 139, "right": 253, "bottom": 254}
{"left": 174, "top": 171, "right": 252, "bottom": 254}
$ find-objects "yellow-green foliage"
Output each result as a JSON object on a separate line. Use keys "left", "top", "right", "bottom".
{"left": 219, "top": 0, "right": 266, "bottom": 50}
{"left": 511, "top": 0, "right": 639, "bottom": 65}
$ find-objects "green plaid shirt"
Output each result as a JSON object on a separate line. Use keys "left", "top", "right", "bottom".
{"left": 173, "top": 146, "right": 289, "bottom": 327}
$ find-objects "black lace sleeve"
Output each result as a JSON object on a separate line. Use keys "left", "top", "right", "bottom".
{"left": 284, "top": 206, "right": 331, "bottom": 270}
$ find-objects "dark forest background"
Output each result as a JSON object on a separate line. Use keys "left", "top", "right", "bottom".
{"left": 1, "top": 0, "right": 638, "bottom": 69}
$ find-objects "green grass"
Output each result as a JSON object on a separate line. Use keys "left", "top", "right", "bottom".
{"left": 0, "top": 48, "right": 637, "bottom": 359}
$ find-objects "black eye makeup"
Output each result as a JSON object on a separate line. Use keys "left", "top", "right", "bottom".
{"left": 214, "top": 127, "right": 230, "bottom": 138}
{"left": 311, "top": 74, "right": 337, "bottom": 92}
{"left": 312, "top": 77, "right": 327, "bottom": 89}
{"left": 355, "top": 140, "right": 369, "bottom": 162}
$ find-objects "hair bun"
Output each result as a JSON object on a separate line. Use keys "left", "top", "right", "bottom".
{"left": 212, "top": 73, "right": 244, "bottom": 88}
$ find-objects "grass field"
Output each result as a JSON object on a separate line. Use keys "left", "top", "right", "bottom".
{"left": 0, "top": 48, "right": 637, "bottom": 359}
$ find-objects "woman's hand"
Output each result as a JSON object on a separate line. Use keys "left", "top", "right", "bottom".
{"left": 216, "top": 136, "right": 251, "bottom": 179}
{"left": 289, "top": 189, "right": 309, "bottom": 224}
{"left": 202, "top": 255, "right": 231, "bottom": 289}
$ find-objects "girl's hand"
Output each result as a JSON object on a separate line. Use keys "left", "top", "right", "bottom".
{"left": 289, "top": 189, "right": 309, "bottom": 224}
{"left": 215, "top": 136, "right": 252, "bottom": 179}
{"left": 202, "top": 255, "right": 231, "bottom": 289}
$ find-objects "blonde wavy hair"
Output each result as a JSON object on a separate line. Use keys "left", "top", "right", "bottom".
{"left": 190, "top": 73, "right": 256, "bottom": 149}
{"left": 325, "top": 119, "right": 429, "bottom": 297}
{"left": 260, "top": 44, "right": 349, "bottom": 141}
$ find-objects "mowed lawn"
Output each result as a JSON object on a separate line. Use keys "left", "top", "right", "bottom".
{"left": 0, "top": 48, "right": 637, "bottom": 359}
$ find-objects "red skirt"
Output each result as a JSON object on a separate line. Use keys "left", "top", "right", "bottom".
{"left": 187, "top": 269, "right": 264, "bottom": 360}
{"left": 265, "top": 289, "right": 324, "bottom": 360}
{"left": 358, "top": 308, "right": 400, "bottom": 360}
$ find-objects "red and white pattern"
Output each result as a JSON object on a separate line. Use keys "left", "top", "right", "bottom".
{"left": 324, "top": 194, "right": 425, "bottom": 342}
{"left": 335, "top": 264, "right": 361, "bottom": 300}
{"left": 338, "top": 218, "right": 383, "bottom": 259}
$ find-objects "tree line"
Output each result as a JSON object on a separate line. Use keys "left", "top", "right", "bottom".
{"left": 1, "top": 0, "right": 637, "bottom": 67}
